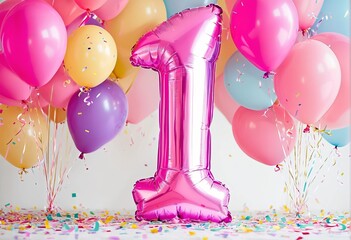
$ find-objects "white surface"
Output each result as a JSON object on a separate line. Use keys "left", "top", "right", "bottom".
{"left": 0, "top": 108, "right": 350, "bottom": 212}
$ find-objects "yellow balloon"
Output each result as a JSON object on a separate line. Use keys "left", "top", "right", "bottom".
{"left": 105, "top": 0, "right": 166, "bottom": 89}
{"left": 64, "top": 25, "right": 117, "bottom": 88}
{"left": 0, "top": 105, "right": 48, "bottom": 169}
{"left": 44, "top": 106, "right": 67, "bottom": 124}
{"left": 216, "top": 11, "right": 237, "bottom": 78}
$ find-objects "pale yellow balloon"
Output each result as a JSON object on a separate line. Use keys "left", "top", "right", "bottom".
{"left": 216, "top": 11, "right": 237, "bottom": 78}
{"left": 44, "top": 106, "right": 67, "bottom": 124}
{"left": 0, "top": 105, "right": 48, "bottom": 169}
{"left": 64, "top": 25, "right": 117, "bottom": 88}
{"left": 105, "top": 0, "right": 166, "bottom": 89}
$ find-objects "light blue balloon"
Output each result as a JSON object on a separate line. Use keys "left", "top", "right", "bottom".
{"left": 322, "top": 127, "right": 350, "bottom": 148}
{"left": 224, "top": 52, "right": 277, "bottom": 111}
{"left": 163, "top": 0, "right": 217, "bottom": 18}
{"left": 313, "top": 0, "right": 350, "bottom": 36}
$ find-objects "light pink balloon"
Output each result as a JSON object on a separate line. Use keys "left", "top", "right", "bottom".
{"left": 292, "top": 0, "right": 324, "bottom": 30}
{"left": 38, "top": 65, "right": 79, "bottom": 109}
{"left": 1, "top": 0, "right": 67, "bottom": 87}
{"left": 274, "top": 39, "right": 341, "bottom": 124}
{"left": 214, "top": 74, "right": 240, "bottom": 123}
{"left": 43, "top": 0, "right": 85, "bottom": 26}
{"left": 94, "top": 0, "right": 128, "bottom": 21}
{"left": 74, "top": 0, "right": 107, "bottom": 11}
{"left": 126, "top": 69, "right": 159, "bottom": 124}
{"left": 130, "top": 5, "right": 231, "bottom": 223}
{"left": 230, "top": 0, "right": 298, "bottom": 72}
{"left": 232, "top": 105, "right": 296, "bottom": 166}
{"left": 312, "top": 33, "right": 350, "bottom": 129}
{"left": 0, "top": 54, "right": 32, "bottom": 101}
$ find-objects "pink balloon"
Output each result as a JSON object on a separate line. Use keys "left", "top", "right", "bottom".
{"left": 292, "top": 0, "right": 324, "bottom": 30}
{"left": 43, "top": 0, "right": 85, "bottom": 26}
{"left": 94, "top": 0, "right": 128, "bottom": 21}
{"left": 38, "top": 65, "right": 79, "bottom": 109}
{"left": 0, "top": 54, "right": 32, "bottom": 101}
{"left": 312, "top": 33, "right": 350, "bottom": 129}
{"left": 74, "top": 0, "right": 107, "bottom": 11}
{"left": 275, "top": 39, "right": 341, "bottom": 124}
{"left": 230, "top": 0, "right": 298, "bottom": 72}
{"left": 214, "top": 74, "right": 240, "bottom": 123}
{"left": 126, "top": 69, "right": 159, "bottom": 124}
{"left": 0, "top": 94, "right": 23, "bottom": 107}
{"left": 1, "top": 0, "right": 67, "bottom": 87}
{"left": 232, "top": 105, "right": 296, "bottom": 166}
{"left": 0, "top": 0, "right": 22, "bottom": 25}
{"left": 130, "top": 5, "right": 231, "bottom": 223}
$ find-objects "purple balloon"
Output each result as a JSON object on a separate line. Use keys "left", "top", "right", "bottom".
{"left": 130, "top": 5, "right": 231, "bottom": 223}
{"left": 67, "top": 80, "right": 128, "bottom": 154}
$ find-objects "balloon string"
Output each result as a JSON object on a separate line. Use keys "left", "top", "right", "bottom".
{"left": 6, "top": 102, "right": 29, "bottom": 145}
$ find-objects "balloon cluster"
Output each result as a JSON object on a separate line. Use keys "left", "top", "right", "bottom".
{"left": 0, "top": 0, "right": 172, "bottom": 169}
{"left": 224, "top": 0, "right": 350, "bottom": 165}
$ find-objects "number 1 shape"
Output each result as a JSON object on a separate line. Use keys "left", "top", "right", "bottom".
{"left": 130, "top": 4, "right": 231, "bottom": 223}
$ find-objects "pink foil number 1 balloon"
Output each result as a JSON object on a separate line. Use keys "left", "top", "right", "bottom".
{"left": 130, "top": 5, "right": 231, "bottom": 223}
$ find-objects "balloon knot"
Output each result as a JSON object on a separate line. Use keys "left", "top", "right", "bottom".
{"left": 303, "top": 125, "right": 310, "bottom": 133}
{"left": 263, "top": 72, "right": 270, "bottom": 79}
{"left": 79, "top": 152, "right": 85, "bottom": 160}
{"left": 274, "top": 164, "right": 282, "bottom": 172}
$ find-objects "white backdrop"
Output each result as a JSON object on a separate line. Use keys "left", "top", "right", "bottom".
{"left": 0, "top": 108, "right": 349, "bottom": 212}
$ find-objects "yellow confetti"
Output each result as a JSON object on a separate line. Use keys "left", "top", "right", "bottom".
{"left": 283, "top": 205, "right": 290, "bottom": 213}
{"left": 27, "top": 214, "right": 32, "bottom": 220}
{"left": 258, "top": 220, "right": 263, "bottom": 224}
{"left": 150, "top": 228, "right": 158, "bottom": 233}
{"left": 83, "top": 212, "right": 88, "bottom": 217}
{"left": 105, "top": 216, "right": 113, "bottom": 224}
{"left": 241, "top": 215, "right": 246, "bottom": 220}
{"left": 189, "top": 231, "right": 196, "bottom": 236}
{"left": 123, "top": 130, "right": 128, "bottom": 135}
{"left": 320, "top": 209, "right": 325, "bottom": 217}
{"left": 273, "top": 225, "right": 280, "bottom": 230}
{"left": 286, "top": 220, "right": 294, "bottom": 225}
{"left": 19, "top": 225, "right": 26, "bottom": 231}
{"left": 202, "top": 237, "right": 209, "bottom": 240}
{"left": 44, "top": 220, "right": 51, "bottom": 229}
{"left": 131, "top": 224, "right": 138, "bottom": 229}
{"left": 342, "top": 219, "right": 348, "bottom": 224}
{"left": 72, "top": 205, "right": 77, "bottom": 210}
{"left": 6, "top": 225, "right": 12, "bottom": 230}
{"left": 120, "top": 222, "right": 127, "bottom": 227}
{"left": 241, "top": 227, "right": 253, "bottom": 232}
{"left": 269, "top": 205, "right": 273, "bottom": 209}
{"left": 15, "top": 206, "right": 20, "bottom": 211}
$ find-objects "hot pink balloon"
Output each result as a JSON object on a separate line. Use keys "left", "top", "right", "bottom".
{"left": 232, "top": 105, "right": 296, "bottom": 166}
{"left": 74, "top": 0, "right": 107, "bottom": 11}
{"left": 312, "top": 33, "right": 350, "bottom": 129}
{"left": 0, "top": 0, "right": 22, "bottom": 26}
{"left": 0, "top": 54, "right": 32, "bottom": 101}
{"left": 230, "top": 0, "right": 298, "bottom": 72}
{"left": 0, "top": 94, "right": 23, "bottom": 107}
{"left": 126, "top": 69, "right": 159, "bottom": 124}
{"left": 1, "top": 0, "right": 67, "bottom": 87}
{"left": 94, "top": 0, "right": 128, "bottom": 21}
{"left": 130, "top": 5, "right": 231, "bottom": 223}
{"left": 292, "top": 0, "right": 324, "bottom": 30}
{"left": 38, "top": 65, "right": 79, "bottom": 109}
{"left": 275, "top": 39, "right": 341, "bottom": 124}
{"left": 43, "top": 0, "right": 85, "bottom": 26}
{"left": 214, "top": 74, "right": 240, "bottom": 123}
